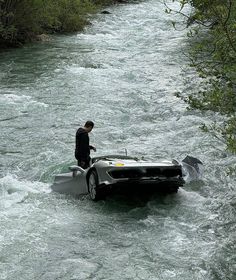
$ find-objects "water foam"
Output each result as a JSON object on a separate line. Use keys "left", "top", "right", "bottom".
{"left": 0, "top": 93, "right": 48, "bottom": 108}
{"left": 0, "top": 175, "right": 50, "bottom": 209}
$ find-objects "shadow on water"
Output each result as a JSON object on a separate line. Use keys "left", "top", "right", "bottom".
{"left": 104, "top": 191, "right": 178, "bottom": 208}
{"left": 76, "top": 190, "right": 182, "bottom": 221}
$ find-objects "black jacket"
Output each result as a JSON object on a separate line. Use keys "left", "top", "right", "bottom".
{"left": 75, "top": 128, "right": 91, "bottom": 161}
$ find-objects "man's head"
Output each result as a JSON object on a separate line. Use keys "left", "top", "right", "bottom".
{"left": 84, "top": 120, "right": 94, "bottom": 133}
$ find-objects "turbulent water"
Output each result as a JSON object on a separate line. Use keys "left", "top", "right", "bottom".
{"left": 0, "top": 1, "right": 235, "bottom": 279}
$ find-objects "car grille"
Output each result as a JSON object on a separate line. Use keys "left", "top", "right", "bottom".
{"left": 108, "top": 167, "right": 182, "bottom": 179}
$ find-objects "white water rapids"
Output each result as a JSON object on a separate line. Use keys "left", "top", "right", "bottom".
{"left": 0, "top": 1, "right": 235, "bottom": 279}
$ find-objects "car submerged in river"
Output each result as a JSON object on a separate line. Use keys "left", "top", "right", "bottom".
{"left": 51, "top": 155, "right": 202, "bottom": 201}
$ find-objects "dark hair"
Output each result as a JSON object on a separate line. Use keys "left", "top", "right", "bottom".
{"left": 84, "top": 120, "right": 94, "bottom": 128}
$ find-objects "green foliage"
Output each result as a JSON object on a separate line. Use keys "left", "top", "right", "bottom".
{"left": 224, "top": 116, "right": 236, "bottom": 151}
{"left": 50, "top": 0, "right": 96, "bottom": 32}
{"left": 0, "top": 0, "right": 119, "bottom": 46}
{"left": 166, "top": 0, "right": 236, "bottom": 153}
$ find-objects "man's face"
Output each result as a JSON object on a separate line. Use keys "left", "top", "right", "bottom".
{"left": 87, "top": 126, "right": 93, "bottom": 133}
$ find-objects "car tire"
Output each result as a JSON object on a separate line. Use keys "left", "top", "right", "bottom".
{"left": 88, "top": 170, "right": 102, "bottom": 201}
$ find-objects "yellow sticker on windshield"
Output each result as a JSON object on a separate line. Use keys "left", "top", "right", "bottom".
{"left": 115, "top": 163, "right": 124, "bottom": 167}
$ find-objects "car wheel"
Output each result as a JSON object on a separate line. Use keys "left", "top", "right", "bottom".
{"left": 88, "top": 170, "right": 100, "bottom": 201}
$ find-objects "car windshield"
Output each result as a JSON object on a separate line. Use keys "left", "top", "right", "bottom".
{"left": 92, "top": 155, "right": 139, "bottom": 163}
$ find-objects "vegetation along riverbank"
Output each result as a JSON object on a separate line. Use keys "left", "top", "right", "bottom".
{"left": 166, "top": 0, "right": 236, "bottom": 153}
{"left": 0, "top": 0, "right": 133, "bottom": 48}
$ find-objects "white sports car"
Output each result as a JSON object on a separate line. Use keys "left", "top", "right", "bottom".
{"left": 51, "top": 155, "right": 202, "bottom": 201}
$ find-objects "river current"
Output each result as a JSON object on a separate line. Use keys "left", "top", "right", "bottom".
{"left": 0, "top": 1, "right": 235, "bottom": 279}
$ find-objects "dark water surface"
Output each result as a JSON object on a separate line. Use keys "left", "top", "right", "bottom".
{"left": 0, "top": 1, "right": 235, "bottom": 279}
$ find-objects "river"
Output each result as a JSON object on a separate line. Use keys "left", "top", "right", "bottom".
{"left": 0, "top": 0, "right": 235, "bottom": 279}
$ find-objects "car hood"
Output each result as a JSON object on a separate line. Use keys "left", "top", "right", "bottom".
{"left": 97, "top": 159, "right": 179, "bottom": 168}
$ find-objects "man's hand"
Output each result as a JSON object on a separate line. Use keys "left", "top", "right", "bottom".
{"left": 90, "top": 145, "right": 96, "bottom": 152}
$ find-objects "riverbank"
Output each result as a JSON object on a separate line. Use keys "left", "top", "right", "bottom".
{"left": 167, "top": 0, "right": 236, "bottom": 153}
{"left": 0, "top": 0, "right": 135, "bottom": 48}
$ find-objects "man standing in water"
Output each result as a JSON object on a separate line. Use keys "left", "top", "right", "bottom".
{"left": 75, "top": 120, "right": 96, "bottom": 169}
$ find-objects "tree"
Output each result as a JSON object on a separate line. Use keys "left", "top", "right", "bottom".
{"left": 0, "top": 0, "right": 125, "bottom": 47}
{"left": 165, "top": 0, "right": 236, "bottom": 153}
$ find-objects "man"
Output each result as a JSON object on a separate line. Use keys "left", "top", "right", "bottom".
{"left": 75, "top": 120, "right": 96, "bottom": 169}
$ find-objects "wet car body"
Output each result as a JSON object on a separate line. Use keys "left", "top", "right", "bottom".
{"left": 52, "top": 155, "right": 186, "bottom": 201}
